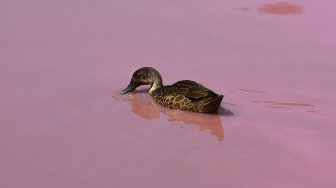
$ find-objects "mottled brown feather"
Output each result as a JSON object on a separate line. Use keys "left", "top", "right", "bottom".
{"left": 152, "top": 80, "right": 223, "bottom": 113}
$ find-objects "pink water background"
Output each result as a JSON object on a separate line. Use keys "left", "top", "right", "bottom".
{"left": 1, "top": 0, "right": 336, "bottom": 187}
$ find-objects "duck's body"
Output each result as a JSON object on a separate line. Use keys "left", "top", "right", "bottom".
{"left": 121, "top": 67, "right": 223, "bottom": 113}
{"left": 151, "top": 80, "right": 223, "bottom": 113}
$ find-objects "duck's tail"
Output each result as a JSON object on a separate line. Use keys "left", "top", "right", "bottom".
{"left": 199, "top": 95, "right": 224, "bottom": 113}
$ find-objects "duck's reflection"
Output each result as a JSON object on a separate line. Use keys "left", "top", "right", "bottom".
{"left": 127, "top": 91, "right": 228, "bottom": 142}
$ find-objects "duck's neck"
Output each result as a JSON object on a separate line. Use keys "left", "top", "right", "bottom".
{"left": 148, "top": 71, "right": 163, "bottom": 95}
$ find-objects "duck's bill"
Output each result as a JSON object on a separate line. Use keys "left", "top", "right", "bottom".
{"left": 120, "top": 82, "right": 137, "bottom": 94}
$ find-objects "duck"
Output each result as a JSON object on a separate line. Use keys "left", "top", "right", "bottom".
{"left": 121, "top": 67, "right": 223, "bottom": 113}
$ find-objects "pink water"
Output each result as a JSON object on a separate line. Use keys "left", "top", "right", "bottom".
{"left": 1, "top": 0, "right": 336, "bottom": 187}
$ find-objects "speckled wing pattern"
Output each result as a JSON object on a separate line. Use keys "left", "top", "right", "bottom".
{"left": 152, "top": 80, "right": 223, "bottom": 113}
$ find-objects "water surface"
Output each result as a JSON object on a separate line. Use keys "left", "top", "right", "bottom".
{"left": 1, "top": 0, "right": 336, "bottom": 187}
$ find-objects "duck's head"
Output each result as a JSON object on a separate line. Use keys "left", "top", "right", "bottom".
{"left": 121, "top": 67, "right": 162, "bottom": 95}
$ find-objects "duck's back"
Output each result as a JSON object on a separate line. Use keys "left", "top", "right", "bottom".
{"left": 151, "top": 80, "right": 223, "bottom": 113}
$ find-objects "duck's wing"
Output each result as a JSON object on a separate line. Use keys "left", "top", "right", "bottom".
{"left": 173, "top": 80, "right": 204, "bottom": 87}
{"left": 159, "top": 80, "right": 218, "bottom": 101}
